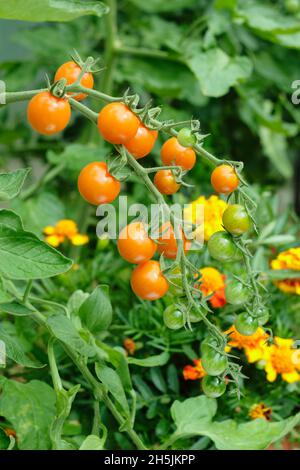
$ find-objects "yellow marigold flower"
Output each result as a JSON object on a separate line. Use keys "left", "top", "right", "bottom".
{"left": 123, "top": 338, "right": 136, "bottom": 356}
{"left": 263, "top": 337, "right": 300, "bottom": 383}
{"left": 249, "top": 403, "right": 272, "bottom": 421}
{"left": 226, "top": 325, "right": 269, "bottom": 363}
{"left": 69, "top": 234, "right": 89, "bottom": 246}
{"left": 184, "top": 195, "right": 228, "bottom": 242}
{"left": 271, "top": 247, "right": 300, "bottom": 295}
{"left": 183, "top": 359, "right": 206, "bottom": 381}
{"left": 43, "top": 219, "right": 89, "bottom": 248}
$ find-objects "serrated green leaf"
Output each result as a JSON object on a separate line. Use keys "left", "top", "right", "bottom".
{"left": 0, "top": 0, "right": 108, "bottom": 22}
{"left": 0, "top": 378, "right": 56, "bottom": 449}
{"left": 79, "top": 434, "right": 106, "bottom": 450}
{"left": 0, "top": 225, "right": 72, "bottom": 280}
{"left": 0, "top": 168, "right": 30, "bottom": 201}
{"left": 186, "top": 48, "right": 252, "bottom": 97}
{"left": 171, "top": 396, "right": 300, "bottom": 450}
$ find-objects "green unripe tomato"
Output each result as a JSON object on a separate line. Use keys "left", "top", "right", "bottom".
{"left": 177, "top": 128, "right": 196, "bottom": 148}
{"left": 256, "top": 307, "right": 270, "bottom": 326}
{"left": 222, "top": 204, "right": 251, "bottom": 236}
{"left": 207, "top": 231, "right": 240, "bottom": 262}
{"left": 202, "top": 375, "right": 226, "bottom": 398}
{"left": 225, "top": 280, "right": 251, "bottom": 305}
{"left": 189, "top": 308, "right": 207, "bottom": 323}
{"left": 168, "top": 266, "right": 184, "bottom": 297}
{"left": 163, "top": 305, "right": 185, "bottom": 330}
{"left": 285, "top": 0, "right": 300, "bottom": 14}
{"left": 201, "top": 337, "right": 228, "bottom": 376}
{"left": 235, "top": 312, "right": 258, "bottom": 336}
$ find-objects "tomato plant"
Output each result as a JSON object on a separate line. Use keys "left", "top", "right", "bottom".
{"left": 154, "top": 169, "right": 181, "bottom": 195}
{"left": 54, "top": 60, "right": 94, "bottom": 101}
{"left": 207, "top": 231, "right": 240, "bottom": 262}
{"left": 163, "top": 305, "right": 185, "bottom": 330}
{"left": 161, "top": 137, "right": 196, "bottom": 171}
{"left": 78, "top": 162, "right": 121, "bottom": 205}
{"left": 211, "top": 164, "right": 239, "bottom": 194}
{"left": 130, "top": 260, "right": 169, "bottom": 300}
{"left": 222, "top": 204, "right": 251, "bottom": 236}
{"left": 235, "top": 313, "right": 259, "bottom": 336}
{"left": 117, "top": 222, "right": 157, "bottom": 264}
{"left": 225, "top": 280, "right": 251, "bottom": 305}
{"left": 1, "top": 0, "right": 300, "bottom": 454}
{"left": 98, "top": 102, "right": 140, "bottom": 144}
{"left": 202, "top": 376, "right": 227, "bottom": 398}
{"left": 27, "top": 91, "right": 71, "bottom": 135}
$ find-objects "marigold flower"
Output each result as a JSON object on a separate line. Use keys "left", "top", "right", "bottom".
{"left": 183, "top": 359, "right": 206, "bottom": 380}
{"left": 197, "top": 267, "right": 227, "bottom": 308}
{"left": 263, "top": 337, "right": 300, "bottom": 383}
{"left": 226, "top": 325, "right": 269, "bottom": 363}
{"left": 43, "top": 219, "right": 89, "bottom": 248}
{"left": 123, "top": 338, "right": 136, "bottom": 356}
{"left": 249, "top": 403, "right": 272, "bottom": 421}
{"left": 271, "top": 247, "right": 300, "bottom": 295}
{"left": 184, "top": 195, "right": 228, "bottom": 242}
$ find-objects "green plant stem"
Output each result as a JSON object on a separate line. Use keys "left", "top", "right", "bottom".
{"left": 17, "top": 294, "right": 147, "bottom": 450}
{"left": 124, "top": 149, "right": 225, "bottom": 344}
{"left": 69, "top": 97, "right": 98, "bottom": 122}
{"left": 3, "top": 88, "right": 47, "bottom": 104}
{"left": 21, "top": 163, "right": 66, "bottom": 200}
{"left": 22, "top": 280, "right": 33, "bottom": 304}
{"left": 101, "top": 0, "right": 118, "bottom": 95}
{"left": 116, "top": 45, "right": 184, "bottom": 63}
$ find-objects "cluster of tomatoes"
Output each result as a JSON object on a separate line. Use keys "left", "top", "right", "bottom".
{"left": 26, "top": 60, "right": 266, "bottom": 348}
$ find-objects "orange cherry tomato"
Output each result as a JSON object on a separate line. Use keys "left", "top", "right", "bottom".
{"left": 97, "top": 102, "right": 140, "bottom": 144}
{"left": 27, "top": 91, "right": 71, "bottom": 135}
{"left": 54, "top": 61, "right": 94, "bottom": 101}
{"left": 157, "top": 222, "right": 191, "bottom": 259}
{"left": 154, "top": 169, "right": 180, "bottom": 195}
{"left": 131, "top": 260, "right": 169, "bottom": 300}
{"left": 78, "top": 162, "right": 121, "bottom": 205}
{"left": 124, "top": 124, "right": 158, "bottom": 159}
{"left": 118, "top": 222, "right": 157, "bottom": 264}
{"left": 161, "top": 137, "right": 196, "bottom": 171}
{"left": 211, "top": 164, "right": 239, "bottom": 194}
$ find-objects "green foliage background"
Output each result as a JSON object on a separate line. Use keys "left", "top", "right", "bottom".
{"left": 0, "top": 0, "right": 300, "bottom": 451}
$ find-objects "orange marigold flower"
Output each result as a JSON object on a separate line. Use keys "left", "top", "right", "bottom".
{"left": 226, "top": 325, "right": 269, "bottom": 363}
{"left": 249, "top": 403, "right": 272, "bottom": 421}
{"left": 43, "top": 219, "right": 89, "bottom": 248}
{"left": 263, "top": 337, "right": 300, "bottom": 383}
{"left": 271, "top": 247, "right": 300, "bottom": 295}
{"left": 123, "top": 338, "right": 136, "bottom": 356}
{"left": 184, "top": 195, "right": 228, "bottom": 242}
{"left": 197, "top": 267, "right": 227, "bottom": 308}
{"left": 183, "top": 359, "right": 206, "bottom": 381}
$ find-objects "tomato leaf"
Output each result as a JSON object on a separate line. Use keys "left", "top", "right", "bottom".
{"left": 170, "top": 396, "right": 300, "bottom": 450}
{"left": 0, "top": 378, "right": 56, "bottom": 450}
{"left": 186, "top": 48, "right": 252, "bottom": 98}
{"left": 0, "top": 321, "right": 43, "bottom": 368}
{"left": 79, "top": 433, "right": 106, "bottom": 450}
{"left": 46, "top": 314, "right": 95, "bottom": 357}
{"left": 127, "top": 351, "right": 170, "bottom": 367}
{"left": 0, "top": 225, "right": 72, "bottom": 279}
{"left": 95, "top": 364, "right": 130, "bottom": 417}
{"left": 0, "top": 168, "right": 30, "bottom": 201}
{"left": 79, "top": 285, "right": 113, "bottom": 334}
{"left": 0, "top": 1, "right": 108, "bottom": 22}
{"left": 0, "top": 301, "right": 33, "bottom": 316}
